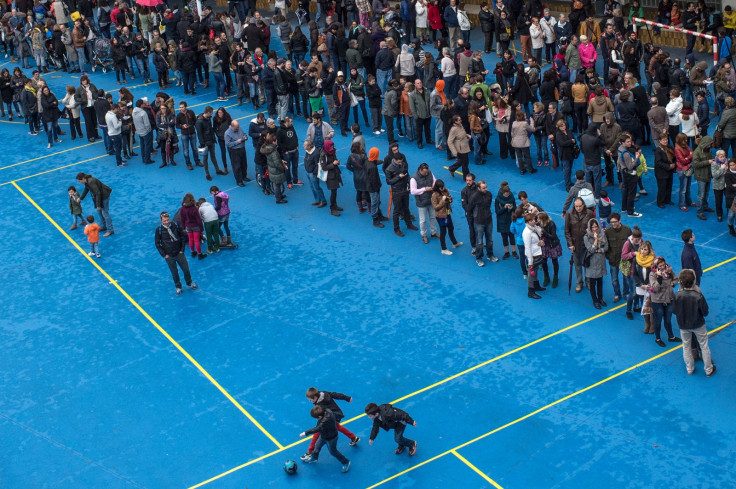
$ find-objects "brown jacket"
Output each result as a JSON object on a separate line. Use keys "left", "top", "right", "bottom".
{"left": 72, "top": 27, "right": 86, "bottom": 49}
{"left": 469, "top": 113, "right": 483, "bottom": 134}
{"left": 587, "top": 95, "right": 613, "bottom": 123}
{"left": 431, "top": 190, "right": 452, "bottom": 218}
{"left": 564, "top": 208, "right": 595, "bottom": 250}
{"left": 447, "top": 123, "right": 470, "bottom": 156}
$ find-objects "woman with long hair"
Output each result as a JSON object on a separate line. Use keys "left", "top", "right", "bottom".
{"left": 156, "top": 104, "right": 177, "bottom": 167}
{"left": 431, "top": 179, "right": 462, "bottom": 255}
{"left": 583, "top": 218, "right": 609, "bottom": 309}
{"left": 61, "top": 85, "right": 82, "bottom": 140}
{"left": 653, "top": 131, "right": 676, "bottom": 207}
{"left": 213, "top": 107, "right": 233, "bottom": 173}
{"left": 468, "top": 100, "right": 485, "bottom": 165}
{"left": 510, "top": 110, "right": 535, "bottom": 175}
{"left": 40, "top": 86, "right": 62, "bottom": 149}
{"left": 493, "top": 96, "right": 511, "bottom": 159}
{"left": 538, "top": 211, "right": 562, "bottom": 288}
{"left": 571, "top": 72, "right": 589, "bottom": 134}
{"left": 649, "top": 256, "right": 681, "bottom": 347}
{"left": 633, "top": 240, "right": 654, "bottom": 332}
{"left": 179, "top": 193, "right": 207, "bottom": 260}
{"left": 674, "top": 132, "right": 694, "bottom": 211}
{"left": 523, "top": 213, "right": 546, "bottom": 299}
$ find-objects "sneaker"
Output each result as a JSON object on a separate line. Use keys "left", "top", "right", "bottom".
{"left": 452, "top": 241, "right": 463, "bottom": 248}
{"left": 341, "top": 461, "right": 351, "bottom": 473}
{"left": 349, "top": 436, "right": 360, "bottom": 446}
{"left": 302, "top": 454, "right": 318, "bottom": 463}
{"left": 512, "top": 251, "right": 519, "bottom": 259}
{"left": 95, "top": 252, "right": 101, "bottom": 258}
{"left": 613, "top": 295, "right": 621, "bottom": 303}
{"left": 489, "top": 255, "right": 499, "bottom": 262}
{"left": 628, "top": 212, "right": 642, "bottom": 218}
{"left": 300, "top": 452, "right": 312, "bottom": 461}
{"left": 408, "top": 442, "right": 417, "bottom": 456}
{"left": 706, "top": 365, "right": 717, "bottom": 377}
{"left": 639, "top": 189, "right": 648, "bottom": 195}
{"left": 470, "top": 248, "right": 476, "bottom": 255}
{"left": 103, "top": 231, "right": 114, "bottom": 237}
{"left": 380, "top": 128, "right": 386, "bottom": 133}
{"left": 502, "top": 252, "right": 511, "bottom": 260}
{"left": 88, "top": 251, "right": 95, "bottom": 256}
{"left": 176, "top": 287, "right": 182, "bottom": 296}
{"left": 395, "top": 445, "right": 405, "bottom": 455}
{"left": 294, "top": 180, "right": 304, "bottom": 186}
{"left": 476, "top": 259, "right": 485, "bottom": 267}
{"left": 373, "top": 130, "right": 381, "bottom": 135}
{"left": 189, "top": 282, "right": 199, "bottom": 290}
{"left": 441, "top": 249, "right": 453, "bottom": 255}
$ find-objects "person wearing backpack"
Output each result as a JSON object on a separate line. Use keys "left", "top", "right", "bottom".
{"left": 155, "top": 211, "right": 199, "bottom": 296}
{"left": 562, "top": 169, "right": 594, "bottom": 216}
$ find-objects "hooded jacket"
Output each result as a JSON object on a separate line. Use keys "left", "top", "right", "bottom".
{"left": 587, "top": 95, "right": 613, "bottom": 123}
{"left": 262, "top": 143, "right": 286, "bottom": 184}
{"left": 692, "top": 135, "right": 713, "bottom": 183}
{"left": 582, "top": 218, "right": 609, "bottom": 278}
{"left": 599, "top": 113, "right": 622, "bottom": 154}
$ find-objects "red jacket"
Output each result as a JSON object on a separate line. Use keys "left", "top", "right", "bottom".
{"left": 428, "top": 4, "right": 442, "bottom": 30}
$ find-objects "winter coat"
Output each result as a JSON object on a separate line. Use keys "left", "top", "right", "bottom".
{"left": 408, "top": 87, "right": 431, "bottom": 120}
{"left": 195, "top": 115, "right": 216, "bottom": 146}
{"left": 587, "top": 95, "right": 613, "bottom": 123}
{"left": 583, "top": 220, "right": 609, "bottom": 279}
{"left": 447, "top": 123, "right": 470, "bottom": 155}
{"left": 649, "top": 269, "right": 678, "bottom": 304}
{"left": 364, "top": 158, "right": 382, "bottom": 193}
{"left": 469, "top": 190, "right": 494, "bottom": 225}
{"left": 555, "top": 128, "right": 577, "bottom": 161}
{"left": 368, "top": 404, "right": 415, "bottom": 441}
{"left": 692, "top": 136, "right": 713, "bottom": 183}
{"left": 346, "top": 152, "right": 367, "bottom": 191}
{"left": 564, "top": 208, "right": 595, "bottom": 252}
{"left": 320, "top": 150, "right": 343, "bottom": 190}
{"left": 79, "top": 176, "right": 112, "bottom": 208}
{"left": 431, "top": 189, "right": 453, "bottom": 219}
{"left": 262, "top": 144, "right": 286, "bottom": 185}
{"left": 510, "top": 120, "right": 533, "bottom": 148}
{"left": 494, "top": 192, "right": 515, "bottom": 233}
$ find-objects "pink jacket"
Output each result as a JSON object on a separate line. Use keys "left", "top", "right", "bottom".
{"left": 578, "top": 42, "right": 597, "bottom": 68}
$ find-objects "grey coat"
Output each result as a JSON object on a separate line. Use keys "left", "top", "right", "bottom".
{"left": 583, "top": 219, "right": 609, "bottom": 279}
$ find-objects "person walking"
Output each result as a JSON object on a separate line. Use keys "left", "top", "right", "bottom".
{"left": 431, "top": 179, "right": 463, "bottom": 255}
{"left": 447, "top": 115, "right": 471, "bottom": 178}
{"left": 155, "top": 211, "right": 198, "bottom": 296}
{"left": 76, "top": 173, "right": 114, "bottom": 237}
{"left": 673, "top": 268, "right": 716, "bottom": 377}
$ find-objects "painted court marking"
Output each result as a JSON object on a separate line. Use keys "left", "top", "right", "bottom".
{"left": 12, "top": 181, "right": 284, "bottom": 450}
{"left": 189, "top": 254, "right": 736, "bottom": 489}
{"left": 452, "top": 450, "right": 504, "bottom": 488}
{"left": 366, "top": 320, "right": 735, "bottom": 489}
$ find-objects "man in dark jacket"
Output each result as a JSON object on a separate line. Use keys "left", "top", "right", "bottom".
{"left": 243, "top": 17, "right": 265, "bottom": 52}
{"left": 565, "top": 197, "right": 595, "bottom": 292}
{"left": 580, "top": 124, "right": 608, "bottom": 199}
{"left": 385, "top": 155, "right": 418, "bottom": 236}
{"left": 365, "top": 402, "right": 417, "bottom": 455}
{"left": 374, "top": 41, "right": 395, "bottom": 93}
{"left": 77, "top": 172, "right": 114, "bottom": 236}
{"left": 365, "top": 147, "right": 389, "bottom": 226}
{"left": 277, "top": 116, "right": 301, "bottom": 186}
{"left": 680, "top": 229, "right": 703, "bottom": 286}
{"left": 479, "top": 2, "right": 496, "bottom": 53}
{"left": 603, "top": 213, "right": 631, "bottom": 303}
{"left": 261, "top": 59, "right": 277, "bottom": 117}
{"left": 177, "top": 42, "right": 198, "bottom": 95}
{"left": 93, "top": 89, "right": 112, "bottom": 153}
{"left": 195, "top": 106, "right": 224, "bottom": 180}
{"left": 461, "top": 172, "right": 478, "bottom": 253}
{"left": 673, "top": 268, "right": 715, "bottom": 376}
{"left": 304, "top": 138, "right": 328, "bottom": 207}
{"left": 176, "top": 101, "right": 201, "bottom": 169}
{"left": 470, "top": 180, "right": 499, "bottom": 266}
{"left": 155, "top": 211, "right": 198, "bottom": 296}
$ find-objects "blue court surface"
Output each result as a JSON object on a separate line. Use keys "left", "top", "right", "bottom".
{"left": 2, "top": 28, "right": 736, "bottom": 489}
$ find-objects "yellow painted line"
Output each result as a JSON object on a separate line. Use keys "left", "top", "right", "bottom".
{"left": 443, "top": 165, "right": 464, "bottom": 176}
{"left": 12, "top": 181, "right": 284, "bottom": 450}
{"left": 366, "top": 319, "right": 735, "bottom": 489}
{"left": 0, "top": 141, "right": 100, "bottom": 172}
{"left": 452, "top": 450, "right": 504, "bottom": 488}
{"left": 189, "top": 253, "right": 736, "bottom": 488}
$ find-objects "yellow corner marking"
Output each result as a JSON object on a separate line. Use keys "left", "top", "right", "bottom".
{"left": 452, "top": 450, "right": 504, "bottom": 488}
{"left": 366, "top": 320, "right": 735, "bottom": 489}
{"left": 12, "top": 181, "right": 284, "bottom": 450}
{"left": 0, "top": 141, "right": 100, "bottom": 172}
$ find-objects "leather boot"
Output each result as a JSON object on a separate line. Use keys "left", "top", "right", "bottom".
{"left": 220, "top": 236, "right": 228, "bottom": 247}
{"left": 528, "top": 287, "right": 542, "bottom": 299}
{"left": 551, "top": 274, "right": 559, "bottom": 288}
{"left": 223, "top": 164, "right": 229, "bottom": 175}
{"left": 534, "top": 280, "right": 546, "bottom": 291}
{"left": 542, "top": 269, "right": 551, "bottom": 287}
{"left": 357, "top": 201, "right": 366, "bottom": 213}
{"left": 226, "top": 236, "right": 232, "bottom": 245}
{"left": 643, "top": 314, "right": 653, "bottom": 334}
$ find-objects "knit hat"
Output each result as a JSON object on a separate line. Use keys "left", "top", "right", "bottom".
{"left": 368, "top": 147, "right": 379, "bottom": 161}
{"left": 323, "top": 140, "right": 335, "bottom": 155}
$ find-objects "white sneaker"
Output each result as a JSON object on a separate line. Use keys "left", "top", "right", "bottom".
{"left": 96, "top": 253, "right": 101, "bottom": 257}
{"left": 373, "top": 130, "right": 381, "bottom": 135}
{"left": 441, "top": 249, "right": 453, "bottom": 255}
{"left": 380, "top": 128, "right": 386, "bottom": 133}
{"left": 453, "top": 241, "right": 464, "bottom": 248}
{"left": 88, "top": 251, "right": 95, "bottom": 256}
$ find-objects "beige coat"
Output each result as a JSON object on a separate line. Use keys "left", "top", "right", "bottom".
{"left": 447, "top": 123, "right": 470, "bottom": 156}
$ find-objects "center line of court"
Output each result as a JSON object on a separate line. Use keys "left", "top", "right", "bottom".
{"left": 366, "top": 319, "right": 735, "bottom": 489}
{"left": 13, "top": 181, "right": 284, "bottom": 450}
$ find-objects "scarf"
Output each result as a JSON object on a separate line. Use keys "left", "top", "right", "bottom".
{"left": 586, "top": 219, "right": 608, "bottom": 247}
{"left": 636, "top": 251, "right": 654, "bottom": 269}
{"left": 161, "top": 223, "right": 178, "bottom": 241}
{"left": 525, "top": 222, "right": 543, "bottom": 239}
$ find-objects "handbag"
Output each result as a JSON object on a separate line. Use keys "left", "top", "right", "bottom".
{"left": 713, "top": 128, "right": 723, "bottom": 148}
{"left": 572, "top": 138, "right": 581, "bottom": 159}
{"left": 583, "top": 250, "right": 593, "bottom": 268}
{"left": 60, "top": 107, "right": 70, "bottom": 119}
{"left": 618, "top": 258, "right": 631, "bottom": 277}
{"left": 317, "top": 164, "right": 328, "bottom": 181}
{"left": 348, "top": 86, "right": 358, "bottom": 107}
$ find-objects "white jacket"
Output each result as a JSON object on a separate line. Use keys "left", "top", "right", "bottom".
{"left": 415, "top": 1, "right": 428, "bottom": 28}
{"left": 680, "top": 112, "right": 699, "bottom": 137}
{"left": 105, "top": 110, "right": 122, "bottom": 136}
{"left": 457, "top": 10, "right": 471, "bottom": 30}
{"left": 666, "top": 96, "right": 683, "bottom": 126}
{"left": 522, "top": 225, "right": 542, "bottom": 264}
{"left": 530, "top": 24, "right": 545, "bottom": 49}
{"left": 540, "top": 17, "right": 556, "bottom": 44}
{"left": 198, "top": 201, "right": 219, "bottom": 222}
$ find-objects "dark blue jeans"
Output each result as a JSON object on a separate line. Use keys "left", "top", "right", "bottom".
{"left": 110, "top": 133, "right": 123, "bottom": 165}
{"left": 306, "top": 172, "right": 327, "bottom": 204}
{"left": 313, "top": 435, "right": 348, "bottom": 464}
{"left": 651, "top": 301, "right": 675, "bottom": 340}
{"left": 140, "top": 131, "right": 153, "bottom": 163}
{"left": 283, "top": 149, "right": 299, "bottom": 183}
{"left": 474, "top": 221, "right": 494, "bottom": 260}
{"left": 393, "top": 424, "right": 415, "bottom": 449}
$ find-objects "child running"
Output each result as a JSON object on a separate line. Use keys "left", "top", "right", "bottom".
{"left": 299, "top": 406, "right": 351, "bottom": 473}
{"left": 84, "top": 215, "right": 100, "bottom": 257}
{"left": 301, "top": 387, "right": 359, "bottom": 461}
{"left": 68, "top": 186, "right": 85, "bottom": 230}
{"left": 365, "top": 402, "right": 417, "bottom": 455}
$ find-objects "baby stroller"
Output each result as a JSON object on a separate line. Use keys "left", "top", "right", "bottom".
{"left": 45, "top": 38, "right": 66, "bottom": 71}
{"left": 91, "top": 37, "right": 113, "bottom": 73}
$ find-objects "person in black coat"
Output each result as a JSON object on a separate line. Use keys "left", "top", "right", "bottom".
{"left": 177, "top": 42, "right": 199, "bottom": 94}
{"left": 40, "top": 87, "right": 62, "bottom": 147}
{"left": 555, "top": 119, "right": 577, "bottom": 191}
{"left": 653, "top": 131, "right": 676, "bottom": 207}
{"left": 631, "top": 81, "right": 651, "bottom": 144}
{"left": 511, "top": 63, "right": 533, "bottom": 113}
{"left": 155, "top": 211, "right": 197, "bottom": 294}
{"left": 385, "top": 154, "right": 418, "bottom": 234}
{"left": 580, "top": 124, "right": 607, "bottom": 199}
{"left": 617, "top": 90, "right": 642, "bottom": 144}
{"left": 365, "top": 402, "right": 417, "bottom": 455}
{"left": 479, "top": 3, "right": 496, "bottom": 53}
{"left": 299, "top": 406, "right": 351, "bottom": 471}
{"left": 364, "top": 147, "right": 389, "bottom": 226}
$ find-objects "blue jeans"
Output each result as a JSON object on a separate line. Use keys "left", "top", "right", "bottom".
{"left": 212, "top": 72, "right": 225, "bottom": 98}
{"left": 90, "top": 241, "right": 99, "bottom": 255}
{"left": 377, "top": 69, "right": 392, "bottom": 94}
{"left": 134, "top": 57, "right": 150, "bottom": 80}
{"left": 283, "top": 149, "right": 299, "bottom": 183}
{"left": 434, "top": 119, "right": 445, "bottom": 149}
{"left": 76, "top": 46, "right": 87, "bottom": 67}
{"left": 651, "top": 301, "right": 675, "bottom": 340}
{"left": 393, "top": 424, "right": 415, "bottom": 449}
{"left": 696, "top": 180, "right": 710, "bottom": 214}
{"left": 99, "top": 124, "right": 111, "bottom": 153}
{"left": 625, "top": 277, "right": 639, "bottom": 312}
{"left": 306, "top": 172, "right": 327, "bottom": 204}
{"left": 584, "top": 164, "right": 602, "bottom": 200}
{"left": 474, "top": 221, "right": 494, "bottom": 260}
{"left": 312, "top": 435, "right": 348, "bottom": 465}
{"left": 293, "top": 51, "right": 306, "bottom": 67}
{"left": 110, "top": 133, "right": 123, "bottom": 165}
{"left": 609, "top": 265, "right": 631, "bottom": 299}
{"left": 533, "top": 133, "right": 549, "bottom": 163}
{"left": 369, "top": 191, "right": 382, "bottom": 219}
{"left": 140, "top": 131, "right": 153, "bottom": 163}
{"left": 96, "top": 197, "right": 113, "bottom": 231}
{"left": 569, "top": 68, "right": 578, "bottom": 84}
{"left": 404, "top": 114, "right": 416, "bottom": 140}
{"left": 43, "top": 119, "right": 58, "bottom": 145}
{"left": 180, "top": 133, "right": 200, "bottom": 166}
{"left": 677, "top": 170, "right": 692, "bottom": 208}
{"left": 472, "top": 133, "right": 483, "bottom": 164}
{"left": 277, "top": 94, "right": 288, "bottom": 122}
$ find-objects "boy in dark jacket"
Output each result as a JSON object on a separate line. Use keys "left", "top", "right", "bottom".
{"left": 673, "top": 268, "right": 715, "bottom": 376}
{"left": 365, "top": 402, "right": 417, "bottom": 455}
{"left": 299, "top": 406, "right": 351, "bottom": 473}
{"left": 154, "top": 211, "right": 198, "bottom": 295}
{"left": 301, "top": 387, "right": 359, "bottom": 462}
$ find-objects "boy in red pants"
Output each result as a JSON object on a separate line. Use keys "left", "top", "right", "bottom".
{"left": 300, "top": 387, "right": 359, "bottom": 461}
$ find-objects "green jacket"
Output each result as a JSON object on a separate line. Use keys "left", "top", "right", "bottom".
{"left": 692, "top": 135, "right": 713, "bottom": 183}
{"left": 716, "top": 108, "right": 736, "bottom": 139}
{"left": 408, "top": 87, "right": 431, "bottom": 120}
{"left": 261, "top": 144, "right": 286, "bottom": 184}
{"left": 79, "top": 176, "right": 112, "bottom": 208}
{"left": 69, "top": 191, "right": 82, "bottom": 214}
{"left": 604, "top": 223, "right": 632, "bottom": 265}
